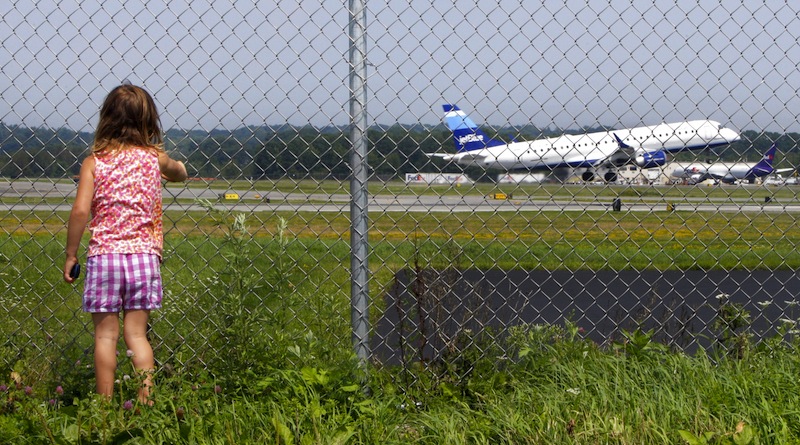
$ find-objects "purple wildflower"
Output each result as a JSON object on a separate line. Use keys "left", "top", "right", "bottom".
{"left": 0, "top": 385, "right": 7, "bottom": 392}
{"left": 49, "top": 399, "right": 57, "bottom": 406}
{"left": 55, "top": 386, "right": 64, "bottom": 396}
{"left": 126, "top": 349, "right": 135, "bottom": 358}
{"left": 214, "top": 385, "right": 222, "bottom": 394}
{"left": 24, "top": 386, "right": 33, "bottom": 396}
{"left": 123, "top": 400, "right": 134, "bottom": 411}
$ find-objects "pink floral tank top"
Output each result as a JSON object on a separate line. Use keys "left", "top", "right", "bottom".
{"left": 88, "top": 148, "right": 163, "bottom": 258}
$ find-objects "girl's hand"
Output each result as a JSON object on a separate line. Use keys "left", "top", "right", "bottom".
{"left": 159, "top": 154, "right": 188, "bottom": 182}
{"left": 63, "top": 257, "right": 79, "bottom": 283}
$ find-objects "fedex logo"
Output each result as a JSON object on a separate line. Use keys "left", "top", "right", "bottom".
{"left": 458, "top": 134, "right": 484, "bottom": 145}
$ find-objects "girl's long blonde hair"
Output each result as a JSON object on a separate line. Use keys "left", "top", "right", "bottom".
{"left": 92, "top": 84, "right": 164, "bottom": 156}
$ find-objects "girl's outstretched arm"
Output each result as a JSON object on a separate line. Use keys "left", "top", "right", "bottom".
{"left": 64, "top": 156, "right": 95, "bottom": 283}
{"left": 158, "top": 152, "right": 188, "bottom": 182}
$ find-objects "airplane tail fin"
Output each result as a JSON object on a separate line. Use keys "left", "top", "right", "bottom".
{"left": 751, "top": 143, "right": 777, "bottom": 176}
{"left": 443, "top": 104, "right": 506, "bottom": 152}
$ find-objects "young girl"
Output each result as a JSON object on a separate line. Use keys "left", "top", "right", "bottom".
{"left": 63, "top": 84, "right": 187, "bottom": 403}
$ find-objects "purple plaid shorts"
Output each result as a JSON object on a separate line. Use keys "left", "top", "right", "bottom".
{"left": 82, "top": 253, "right": 163, "bottom": 313}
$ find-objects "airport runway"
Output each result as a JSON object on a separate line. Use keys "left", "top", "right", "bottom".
{"left": 2, "top": 180, "right": 800, "bottom": 213}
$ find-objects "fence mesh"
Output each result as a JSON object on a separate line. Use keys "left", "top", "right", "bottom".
{"left": 2, "top": 1, "right": 800, "bottom": 386}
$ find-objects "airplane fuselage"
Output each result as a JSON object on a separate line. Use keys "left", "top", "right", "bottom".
{"left": 673, "top": 163, "right": 760, "bottom": 181}
{"left": 449, "top": 120, "right": 738, "bottom": 171}
{"left": 670, "top": 143, "right": 781, "bottom": 184}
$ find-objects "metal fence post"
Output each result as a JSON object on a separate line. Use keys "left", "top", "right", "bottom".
{"left": 348, "top": 0, "right": 370, "bottom": 364}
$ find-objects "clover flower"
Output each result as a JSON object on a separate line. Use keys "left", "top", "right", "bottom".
{"left": 123, "top": 400, "right": 134, "bottom": 411}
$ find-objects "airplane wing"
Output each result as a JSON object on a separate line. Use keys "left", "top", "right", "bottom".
{"left": 598, "top": 133, "right": 639, "bottom": 167}
{"left": 425, "top": 152, "right": 452, "bottom": 160}
{"left": 775, "top": 168, "right": 794, "bottom": 174}
{"left": 701, "top": 172, "right": 726, "bottom": 181}
{"left": 425, "top": 151, "right": 488, "bottom": 163}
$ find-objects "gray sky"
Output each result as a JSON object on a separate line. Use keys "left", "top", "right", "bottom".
{"left": 2, "top": 0, "right": 799, "bottom": 133}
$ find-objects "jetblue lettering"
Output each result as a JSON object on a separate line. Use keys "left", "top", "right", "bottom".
{"left": 458, "top": 134, "right": 484, "bottom": 145}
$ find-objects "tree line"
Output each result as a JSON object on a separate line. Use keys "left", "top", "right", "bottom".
{"left": 1, "top": 122, "right": 797, "bottom": 181}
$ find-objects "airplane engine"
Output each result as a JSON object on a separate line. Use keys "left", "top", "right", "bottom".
{"left": 635, "top": 150, "right": 667, "bottom": 168}
{"left": 580, "top": 169, "right": 618, "bottom": 183}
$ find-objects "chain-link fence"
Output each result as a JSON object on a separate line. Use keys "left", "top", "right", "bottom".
{"left": 2, "top": 1, "right": 800, "bottom": 385}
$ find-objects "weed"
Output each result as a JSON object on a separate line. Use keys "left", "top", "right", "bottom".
{"left": 712, "top": 293, "right": 752, "bottom": 359}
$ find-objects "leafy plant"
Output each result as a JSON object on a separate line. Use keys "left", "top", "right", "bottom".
{"left": 613, "top": 328, "right": 669, "bottom": 359}
{"left": 678, "top": 421, "right": 757, "bottom": 445}
{"left": 712, "top": 293, "right": 752, "bottom": 359}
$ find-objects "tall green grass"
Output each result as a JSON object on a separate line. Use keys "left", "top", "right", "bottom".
{"left": 2, "top": 321, "right": 799, "bottom": 443}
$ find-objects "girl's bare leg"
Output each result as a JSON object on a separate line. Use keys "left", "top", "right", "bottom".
{"left": 92, "top": 312, "right": 120, "bottom": 399}
{"left": 123, "top": 309, "right": 154, "bottom": 404}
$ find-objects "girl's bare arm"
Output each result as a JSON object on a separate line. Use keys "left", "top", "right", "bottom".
{"left": 159, "top": 152, "right": 188, "bottom": 182}
{"left": 64, "top": 156, "right": 95, "bottom": 283}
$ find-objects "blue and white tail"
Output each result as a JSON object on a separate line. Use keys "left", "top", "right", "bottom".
{"left": 750, "top": 143, "right": 777, "bottom": 177}
{"left": 443, "top": 104, "right": 506, "bottom": 152}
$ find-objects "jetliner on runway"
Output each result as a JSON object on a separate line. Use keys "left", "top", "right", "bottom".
{"left": 427, "top": 104, "right": 741, "bottom": 182}
{"left": 670, "top": 143, "right": 792, "bottom": 184}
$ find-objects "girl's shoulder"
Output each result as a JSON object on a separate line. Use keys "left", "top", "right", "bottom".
{"left": 82, "top": 154, "right": 96, "bottom": 168}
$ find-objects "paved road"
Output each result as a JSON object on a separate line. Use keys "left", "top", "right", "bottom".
{"left": 374, "top": 269, "right": 800, "bottom": 362}
{"left": 2, "top": 180, "right": 799, "bottom": 213}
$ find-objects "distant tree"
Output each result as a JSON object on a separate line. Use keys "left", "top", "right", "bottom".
{"left": 0, "top": 121, "right": 796, "bottom": 179}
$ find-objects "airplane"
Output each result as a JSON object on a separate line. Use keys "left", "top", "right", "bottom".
{"left": 670, "top": 143, "right": 793, "bottom": 184}
{"left": 427, "top": 104, "right": 741, "bottom": 182}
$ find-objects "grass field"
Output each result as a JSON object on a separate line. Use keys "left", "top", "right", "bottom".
{"left": 2, "top": 189, "right": 800, "bottom": 443}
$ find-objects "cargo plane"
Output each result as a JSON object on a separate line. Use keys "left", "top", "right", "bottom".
{"left": 427, "top": 104, "right": 741, "bottom": 182}
{"left": 670, "top": 143, "right": 792, "bottom": 184}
